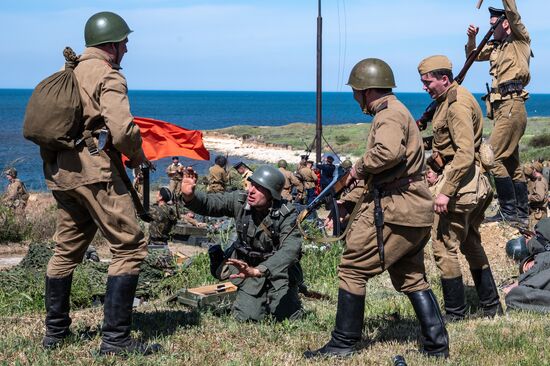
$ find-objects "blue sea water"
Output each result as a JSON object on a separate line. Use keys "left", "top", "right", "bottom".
{"left": 1, "top": 88, "right": 549, "bottom": 191}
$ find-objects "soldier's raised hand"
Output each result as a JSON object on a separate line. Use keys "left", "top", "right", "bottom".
{"left": 467, "top": 24, "right": 479, "bottom": 39}
{"left": 181, "top": 167, "right": 198, "bottom": 202}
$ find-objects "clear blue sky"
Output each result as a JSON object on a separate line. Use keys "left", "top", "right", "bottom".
{"left": 1, "top": 0, "right": 548, "bottom": 93}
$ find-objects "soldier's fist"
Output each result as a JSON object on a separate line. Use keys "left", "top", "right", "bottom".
{"left": 467, "top": 24, "right": 479, "bottom": 38}
{"left": 181, "top": 167, "right": 198, "bottom": 201}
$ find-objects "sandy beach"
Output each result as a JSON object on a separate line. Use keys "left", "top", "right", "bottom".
{"left": 203, "top": 131, "right": 358, "bottom": 164}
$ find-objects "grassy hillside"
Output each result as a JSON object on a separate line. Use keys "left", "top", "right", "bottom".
{"left": 211, "top": 117, "right": 550, "bottom": 163}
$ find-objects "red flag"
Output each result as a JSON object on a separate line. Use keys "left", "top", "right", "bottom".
{"left": 132, "top": 117, "right": 210, "bottom": 161}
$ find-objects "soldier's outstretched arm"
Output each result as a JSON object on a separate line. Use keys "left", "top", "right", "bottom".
{"left": 503, "top": 0, "right": 530, "bottom": 42}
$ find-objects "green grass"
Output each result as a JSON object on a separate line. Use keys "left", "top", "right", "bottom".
{"left": 1, "top": 239, "right": 549, "bottom": 365}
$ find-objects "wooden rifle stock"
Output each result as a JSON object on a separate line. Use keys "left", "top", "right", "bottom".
{"left": 416, "top": 14, "right": 506, "bottom": 131}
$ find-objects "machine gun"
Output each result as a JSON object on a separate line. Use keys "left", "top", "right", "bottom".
{"left": 416, "top": 14, "right": 506, "bottom": 131}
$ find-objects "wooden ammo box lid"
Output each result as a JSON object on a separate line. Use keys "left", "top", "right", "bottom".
{"left": 172, "top": 222, "right": 208, "bottom": 237}
{"left": 175, "top": 282, "right": 238, "bottom": 309}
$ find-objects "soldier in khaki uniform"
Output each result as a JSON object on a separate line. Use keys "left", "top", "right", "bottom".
{"left": 166, "top": 156, "right": 183, "bottom": 196}
{"left": 40, "top": 12, "right": 159, "bottom": 355}
{"left": 207, "top": 155, "right": 229, "bottom": 193}
{"left": 278, "top": 159, "right": 303, "bottom": 202}
{"left": 297, "top": 160, "right": 316, "bottom": 204}
{"left": 233, "top": 161, "right": 253, "bottom": 191}
{"left": 418, "top": 55, "right": 502, "bottom": 321}
{"left": 181, "top": 165, "right": 303, "bottom": 322}
{"left": 305, "top": 58, "right": 448, "bottom": 359}
{"left": 524, "top": 162, "right": 548, "bottom": 230}
{"left": 466, "top": 1, "right": 531, "bottom": 225}
{"left": 2, "top": 167, "right": 29, "bottom": 213}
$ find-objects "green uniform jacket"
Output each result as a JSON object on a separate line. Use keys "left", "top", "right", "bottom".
{"left": 148, "top": 203, "right": 178, "bottom": 242}
{"left": 184, "top": 190, "right": 302, "bottom": 296}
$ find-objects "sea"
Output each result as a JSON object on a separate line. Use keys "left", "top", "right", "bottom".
{"left": 1, "top": 88, "right": 549, "bottom": 191}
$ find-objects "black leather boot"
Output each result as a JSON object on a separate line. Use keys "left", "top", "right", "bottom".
{"left": 513, "top": 181, "right": 529, "bottom": 228}
{"left": 42, "top": 274, "right": 73, "bottom": 349}
{"left": 440, "top": 277, "right": 467, "bottom": 322}
{"left": 407, "top": 290, "right": 449, "bottom": 358}
{"left": 470, "top": 268, "right": 503, "bottom": 318}
{"left": 99, "top": 275, "right": 162, "bottom": 356}
{"left": 485, "top": 177, "right": 517, "bottom": 223}
{"left": 303, "top": 288, "right": 364, "bottom": 358}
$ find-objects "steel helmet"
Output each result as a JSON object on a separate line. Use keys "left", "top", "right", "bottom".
{"left": 340, "top": 159, "right": 353, "bottom": 169}
{"left": 248, "top": 165, "right": 285, "bottom": 200}
{"left": 505, "top": 236, "right": 529, "bottom": 261}
{"left": 85, "top": 11, "right": 133, "bottom": 47}
{"left": 347, "top": 58, "right": 396, "bottom": 90}
{"left": 277, "top": 159, "right": 288, "bottom": 168}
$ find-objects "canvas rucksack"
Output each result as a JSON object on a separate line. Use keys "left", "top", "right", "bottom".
{"left": 23, "top": 47, "right": 83, "bottom": 151}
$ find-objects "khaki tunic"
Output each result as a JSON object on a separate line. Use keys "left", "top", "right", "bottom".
{"left": 339, "top": 94, "right": 434, "bottom": 296}
{"left": 2, "top": 179, "right": 28, "bottom": 209}
{"left": 45, "top": 47, "right": 147, "bottom": 278}
{"left": 528, "top": 176, "right": 548, "bottom": 230}
{"left": 207, "top": 164, "right": 228, "bottom": 193}
{"left": 166, "top": 162, "right": 183, "bottom": 195}
{"left": 298, "top": 166, "right": 316, "bottom": 190}
{"left": 466, "top": 0, "right": 530, "bottom": 180}
{"left": 430, "top": 83, "right": 493, "bottom": 279}
{"left": 279, "top": 167, "right": 303, "bottom": 201}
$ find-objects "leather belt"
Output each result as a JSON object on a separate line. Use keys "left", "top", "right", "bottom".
{"left": 378, "top": 175, "right": 424, "bottom": 192}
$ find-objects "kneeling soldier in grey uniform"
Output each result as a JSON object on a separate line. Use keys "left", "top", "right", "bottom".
{"left": 180, "top": 165, "right": 303, "bottom": 321}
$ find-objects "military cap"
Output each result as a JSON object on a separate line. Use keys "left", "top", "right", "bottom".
{"left": 326, "top": 155, "right": 334, "bottom": 162}
{"left": 159, "top": 187, "right": 173, "bottom": 202}
{"left": 488, "top": 7, "right": 506, "bottom": 18}
{"left": 418, "top": 55, "right": 453, "bottom": 75}
{"left": 172, "top": 156, "right": 179, "bottom": 160}
{"left": 4, "top": 167, "right": 17, "bottom": 178}
{"left": 233, "top": 161, "right": 251, "bottom": 170}
{"left": 533, "top": 161, "right": 543, "bottom": 173}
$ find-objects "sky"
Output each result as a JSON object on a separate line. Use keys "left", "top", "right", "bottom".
{"left": 1, "top": 0, "right": 548, "bottom": 93}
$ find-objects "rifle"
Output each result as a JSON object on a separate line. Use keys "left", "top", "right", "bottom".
{"left": 287, "top": 167, "right": 363, "bottom": 243}
{"left": 416, "top": 14, "right": 506, "bottom": 131}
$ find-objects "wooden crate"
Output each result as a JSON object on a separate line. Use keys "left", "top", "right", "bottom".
{"left": 170, "top": 282, "right": 238, "bottom": 310}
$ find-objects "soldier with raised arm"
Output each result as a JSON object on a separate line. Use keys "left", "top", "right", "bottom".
{"left": 466, "top": 0, "right": 532, "bottom": 226}
{"left": 181, "top": 165, "right": 303, "bottom": 322}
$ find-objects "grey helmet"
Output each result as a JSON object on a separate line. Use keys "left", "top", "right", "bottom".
{"left": 505, "top": 236, "right": 529, "bottom": 261}
{"left": 248, "top": 165, "right": 285, "bottom": 200}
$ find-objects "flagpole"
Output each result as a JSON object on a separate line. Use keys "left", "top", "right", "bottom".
{"left": 315, "top": 0, "right": 323, "bottom": 163}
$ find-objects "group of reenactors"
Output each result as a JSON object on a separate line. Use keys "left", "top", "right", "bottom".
{"left": 24, "top": 0, "right": 549, "bottom": 360}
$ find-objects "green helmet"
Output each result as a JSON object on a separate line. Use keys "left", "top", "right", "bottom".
{"left": 340, "top": 159, "right": 352, "bottom": 169}
{"left": 506, "top": 236, "right": 529, "bottom": 261}
{"left": 277, "top": 159, "right": 288, "bottom": 168}
{"left": 248, "top": 165, "right": 285, "bottom": 200}
{"left": 84, "top": 11, "right": 133, "bottom": 47}
{"left": 347, "top": 58, "right": 396, "bottom": 90}
{"left": 4, "top": 167, "right": 17, "bottom": 178}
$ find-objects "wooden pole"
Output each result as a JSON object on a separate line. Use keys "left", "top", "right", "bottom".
{"left": 315, "top": 0, "right": 323, "bottom": 164}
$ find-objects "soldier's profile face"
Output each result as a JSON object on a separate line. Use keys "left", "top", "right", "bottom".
{"left": 491, "top": 17, "right": 508, "bottom": 40}
{"left": 420, "top": 73, "right": 448, "bottom": 100}
{"left": 247, "top": 182, "right": 271, "bottom": 209}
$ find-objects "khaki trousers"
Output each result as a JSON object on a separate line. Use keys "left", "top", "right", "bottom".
{"left": 489, "top": 98, "right": 527, "bottom": 181}
{"left": 338, "top": 202, "right": 431, "bottom": 296}
{"left": 168, "top": 179, "right": 181, "bottom": 197}
{"left": 431, "top": 194, "right": 492, "bottom": 279}
{"left": 47, "top": 180, "right": 147, "bottom": 278}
